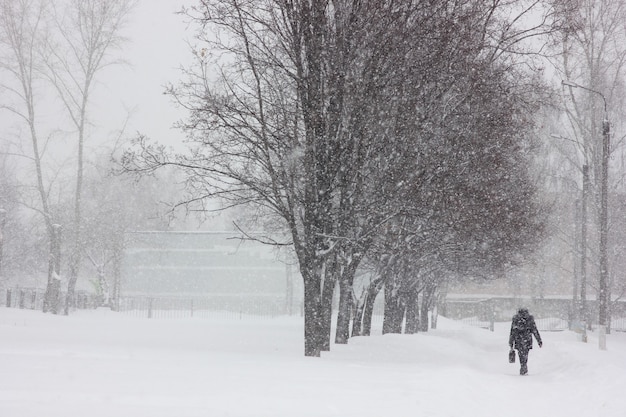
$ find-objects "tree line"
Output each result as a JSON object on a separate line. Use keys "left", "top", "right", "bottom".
{"left": 122, "top": 0, "right": 565, "bottom": 356}
{"left": 4, "top": 0, "right": 626, "bottom": 355}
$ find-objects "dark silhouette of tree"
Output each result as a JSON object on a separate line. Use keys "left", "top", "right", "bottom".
{"left": 123, "top": 0, "right": 554, "bottom": 355}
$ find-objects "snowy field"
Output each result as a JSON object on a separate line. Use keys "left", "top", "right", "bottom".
{"left": 1, "top": 307, "right": 625, "bottom": 417}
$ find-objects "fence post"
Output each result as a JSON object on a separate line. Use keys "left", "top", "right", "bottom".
{"left": 190, "top": 299, "right": 194, "bottom": 318}
{"left": 148, "top": 298, "right": 153, "bottom": 319}
{"left": 6, "top": 288, "right": 11, "bottom": 307}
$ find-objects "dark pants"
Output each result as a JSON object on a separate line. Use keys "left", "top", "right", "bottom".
{"left": 517, "top": 348, "right": 529, "bottom": 375}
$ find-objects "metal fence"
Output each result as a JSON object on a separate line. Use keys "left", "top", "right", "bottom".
{"left": 2, "top": 287, "right": 100, "bottom": 311}
{"left": 3, "top": 287, "right": 45, "bottom": 310}
{"left": 117, "top": 295, "right": 296, "bottom": 319}
{"left": 6, "top": 289, "right": 626, "bottom": 334}
{"left": 454, "top": 314, "right": 570, "bottom": 332}
{"left": 442, "top": 297, "right": 626, "bottom": 332}
{"left": 1, "top": 288, "right": 298, "bottom": 318}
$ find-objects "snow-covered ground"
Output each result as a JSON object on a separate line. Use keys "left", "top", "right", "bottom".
{"left": 1, "top": 307, "right": 625, "bottom": 417}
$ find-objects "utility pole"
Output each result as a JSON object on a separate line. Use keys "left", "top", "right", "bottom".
{"left": 599, "top": 116, "right": 610, "bottom": 334}
{"left": 580, "top": 166, "right": 589, "bottom": 343}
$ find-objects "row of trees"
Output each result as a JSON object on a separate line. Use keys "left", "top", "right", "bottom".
{"left": 123, "top": 0, "right": 565, "bottom": 356}
{"left": 4, "top": 0, "right": 625, "bottom": 355}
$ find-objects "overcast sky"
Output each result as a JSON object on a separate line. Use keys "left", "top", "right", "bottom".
{"left": 96, "top": 0, "right": 195, "bottom": 151}
{"left": 0, "top": 1, "right": 193, "bottom": 172}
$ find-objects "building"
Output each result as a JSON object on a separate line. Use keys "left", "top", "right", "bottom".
{"left": 120, "top": 231, "right": 301, "bottom": 314}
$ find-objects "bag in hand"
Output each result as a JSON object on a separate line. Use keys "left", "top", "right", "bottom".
{"left": 509, "top": 349, "right": 516, "bottom": 363}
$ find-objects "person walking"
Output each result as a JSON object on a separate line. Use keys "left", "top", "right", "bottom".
{"left": 509, "top": 307, "right": 542, "bottom": 375}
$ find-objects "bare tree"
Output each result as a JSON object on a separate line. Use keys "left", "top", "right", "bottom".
{"left": 125, "top": 0, "right": 380, "bottom": 356}
{"left": 123, "top": 0, "right": 554, "bottom": 356}
{"left": 0, "top": 0, "right": 66, "bottom": 312}
{"left": 41, "top": 0, "right": 135, "bottom": 314}
{"left": 1, "top": 0, "right": 135, "bottom": 313}
{"left": 0, "top": 151, "right": 16, "bottom": 280}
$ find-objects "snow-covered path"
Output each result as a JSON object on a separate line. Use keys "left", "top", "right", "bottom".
{"left": 1, "top": 308, "right": 624, "bottom": 417}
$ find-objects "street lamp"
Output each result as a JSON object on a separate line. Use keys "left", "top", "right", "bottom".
{"left": 562, "top": 80, "right": 610, "bottom": 348}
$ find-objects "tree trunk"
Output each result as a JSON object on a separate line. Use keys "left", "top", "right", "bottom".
{"left": 319, "top": 274, "right": 336, "bottom": 352}
{"left": 65, "top": 257, "right": 79, "bottom": 315}
{"left": 43, "top": 237, "right": 55, "bottom": 314}
{"left": 361, "top": 277, "right": 384, "bottom": 336}
{"left": 419, "top": 296, "right": 429, "bottom": 332}
{"left": 303, "top": 276, "right": 323, "bottom": 357}
{"left": 335, "top": 278, "right": 353, "bottom": 344}
{"left": 431, "top": 302, "right": 439, "bottom": 330}
{"left": 351, "top": 292, "right": 365, "bottom": 337}
{"left": 43, "top": 224, "right": 62, "bottom": 314}
{"left": 419, "top": 285, "right": 436, "bottom": 332}
{"left": 111, "top": 237, "right": 123, "bottom": 312}
{"left": 335, "top": 258, "right": 361, "bottom": 344}
{"left": 383, "top": 283, "right": 404, "bottom": 334}
{"left": 64, "top": 82, "right": 88, "bottom": 316}
{"left": 404, "top": 286, "right": 420, "bottom": 334}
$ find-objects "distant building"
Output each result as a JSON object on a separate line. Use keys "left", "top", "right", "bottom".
{"left": 120, "top": 231, "right": 301, "bottom": 313}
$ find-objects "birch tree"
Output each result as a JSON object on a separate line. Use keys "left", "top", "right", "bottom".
{"left": 1, "top": 0, "right": 134, "bottom": 313}
{"left": 42, "top": 0, "right": 134, "bottom": 314}
{"left": 0, "top": 0, "right": 65, "bottom": 312}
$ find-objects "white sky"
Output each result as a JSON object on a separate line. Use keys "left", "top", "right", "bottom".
{"left": 0, "top": 0, "right": 195, "bottom": 159}
{"left": 0, "top": 0, "right": 235, "bottom": 228}
{"left": 93, "top": 0, "right": 196, "bottom": 150}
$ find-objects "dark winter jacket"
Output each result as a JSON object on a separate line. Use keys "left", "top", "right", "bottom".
{"left": 509, "top": 308, "right": 542, "bottom": 351}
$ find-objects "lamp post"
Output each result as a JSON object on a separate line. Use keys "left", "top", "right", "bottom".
{"left": 562, "top": 80, "right": 610, "bottom": 347}
{"left": 580, "top": 164, "right": 589, "bottom": 342}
